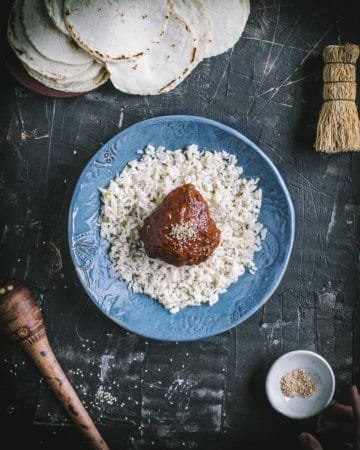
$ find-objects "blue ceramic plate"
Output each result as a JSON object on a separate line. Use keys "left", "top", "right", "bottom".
{"left": 68, "top": 115, "right": 295, "bottom": 341}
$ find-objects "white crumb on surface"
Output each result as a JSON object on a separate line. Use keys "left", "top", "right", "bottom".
{"left": 95, "top": 386, "right": 117, "bottom": 406}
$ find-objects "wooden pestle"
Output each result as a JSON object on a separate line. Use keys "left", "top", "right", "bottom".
{"left": 0, "top": 279, "right": 109, "bottom": 450}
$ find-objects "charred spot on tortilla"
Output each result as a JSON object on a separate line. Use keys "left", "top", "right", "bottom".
{"left": 106, "top": 10, "right": 198, "bottom": 95}
{"left": 69, "top": 40, "right": 81, "bottom": 51}
{"left": 64, "top": 0, "right": 169, "bottom": 62}
{"left": 113, "top": 52, "right": 144, "bottom": 61}
{"left": 159, "top": 79, "right": 176, "bottom": 93}
{"left": 171, "top": 0, "right": 212, "bottom": 61}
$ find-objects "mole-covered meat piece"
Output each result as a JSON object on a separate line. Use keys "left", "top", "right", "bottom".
{"left": 140, "top": 184, "right": 221, "bottom": 266}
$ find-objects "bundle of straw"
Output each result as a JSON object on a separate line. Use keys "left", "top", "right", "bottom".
{"left": 315, "top": 43, "right": 360, "bottom": 153}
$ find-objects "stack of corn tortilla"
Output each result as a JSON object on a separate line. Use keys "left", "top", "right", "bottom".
{"left": 8, "top": 0, "right": 250, "bottom": 95}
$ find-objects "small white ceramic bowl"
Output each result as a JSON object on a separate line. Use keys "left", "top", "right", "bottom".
{"left": 265, "top": 350, "right": 335, "bottom": 419}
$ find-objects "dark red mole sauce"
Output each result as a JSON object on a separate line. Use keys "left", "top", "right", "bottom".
{"left": 140, "top": 184, "right": 221, "bottom": 267}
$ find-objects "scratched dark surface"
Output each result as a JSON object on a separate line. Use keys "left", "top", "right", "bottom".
{"left": 1, "top": 1, "right": 360, "bottom": 449}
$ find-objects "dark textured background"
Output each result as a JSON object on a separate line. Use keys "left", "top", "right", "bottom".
{"left": 1, "top": 1, "right": 360, "bottom": 449}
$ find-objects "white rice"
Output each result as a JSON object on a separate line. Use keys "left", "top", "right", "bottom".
{"left": 100, "top": 144, "right": 266, "bottom": 313}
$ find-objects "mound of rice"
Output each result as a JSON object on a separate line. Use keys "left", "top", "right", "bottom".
{"left": 100, "top": 144, "right": 266, "bottom": 313}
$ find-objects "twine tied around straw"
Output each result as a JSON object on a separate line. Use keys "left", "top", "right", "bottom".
{"left": 315, "top": 43, "right": 360, "bottom": 153}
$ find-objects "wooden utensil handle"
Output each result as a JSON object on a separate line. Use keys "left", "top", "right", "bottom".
{"left": 0, "top": 279, "right": 109, "bottom": 450}
{"left": 30, "top": 337, "right": 109, "bottom": 449}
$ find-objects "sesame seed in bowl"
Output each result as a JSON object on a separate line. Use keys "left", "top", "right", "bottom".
{"left": 265, "top": 350, "right": 335, "bottom": 419}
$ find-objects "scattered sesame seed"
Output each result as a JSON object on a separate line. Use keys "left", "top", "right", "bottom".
{"left": 95, "top": 387, "right": 117, "bottom": 405}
